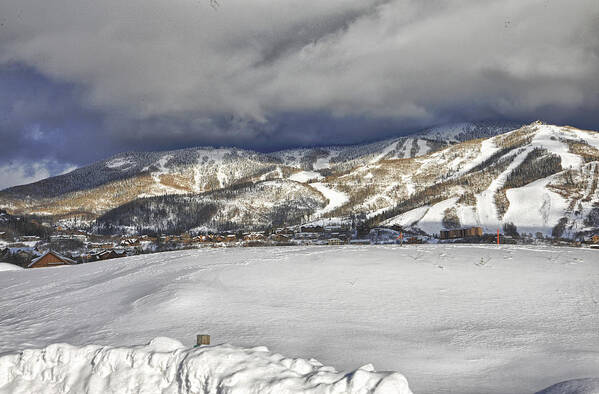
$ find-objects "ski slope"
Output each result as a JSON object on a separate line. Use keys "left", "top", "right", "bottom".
{"left": 310, "top": 183, "right": 349, "bottom": 216}
{"left": 0, "top": 245, "right": 598, "bottom": 393}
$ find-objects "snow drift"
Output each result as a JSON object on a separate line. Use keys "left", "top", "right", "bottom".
{"left": 0, "top": 263, "right": 22, "bottom": 272}
{"left": 0, "top": 337, "right": 412, "bottom": 394}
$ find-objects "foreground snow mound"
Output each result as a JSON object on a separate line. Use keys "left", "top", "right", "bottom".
{"left": 0, "top": 263, "right": 22, "bottom": 272}
{"left": 536, "top": 378, "right": 599, "bottom": 394}
{"left": 0, "top": 337, "right": 412, "bottom": 394}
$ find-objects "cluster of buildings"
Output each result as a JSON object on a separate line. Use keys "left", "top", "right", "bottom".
{"left": 0, "top": 223, "right": 362, "bottom": 268}
{"left": 2, "top": 222, "right": 599, "bottom": 269}
{"left": 0, "top": 230, "right": 144, "bottom": 268}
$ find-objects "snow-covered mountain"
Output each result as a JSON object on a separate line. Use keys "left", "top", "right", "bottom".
{"left": 373, "top": 122, "right": 599, "bottom": 237}
{"left": 0, "top": 121, "right": 513, "bottom": 218}
{"left": 4, "top": 120, "right": 599, "bottom": 237}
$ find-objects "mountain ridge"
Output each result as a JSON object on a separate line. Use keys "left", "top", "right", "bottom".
{"left": 3, "top": 121, "right": 599, "bottom": 238}
{"left": 0, "top": 121, "right": 519, "bottom": 198}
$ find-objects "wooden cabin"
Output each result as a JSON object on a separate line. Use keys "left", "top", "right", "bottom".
{"left": 28, "top": 251, "right": 76, "bottom": 269}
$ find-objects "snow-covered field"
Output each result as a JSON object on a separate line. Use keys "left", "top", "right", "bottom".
{"left": 1, "top": 245, "right": 598, "bottom": 393}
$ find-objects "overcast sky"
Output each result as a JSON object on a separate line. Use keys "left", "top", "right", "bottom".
{"left": 1, "top": 0, "right": 598, "bottom": 189}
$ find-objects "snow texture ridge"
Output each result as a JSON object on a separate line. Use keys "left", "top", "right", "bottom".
{"left": 535, "top": 378, "right": 599, "bottom": 394}
{"left": 0, "top": 337, "right": 412, "bottom": 394}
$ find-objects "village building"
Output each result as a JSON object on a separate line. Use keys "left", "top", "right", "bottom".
{"left": 243, "top": 233, "right": 266, "bottom": 241}
{"left": 294, "top": 232, "right": 320, "bottom": 240}
{"left": 120, "top": 238, "right": 140, "bottom": 247}
{"left": 50, "top": 234, "right": 87, "bottom": 243}
{"left": 276, "top": 228, "right": 295, "bottom": 235}
{"left": 89, "top": 249, "right": 127, "bottom": 261}
{"left": 300, "top": 225, "right": 324, "bottom": 233}
{"left": 19, "top": 235, "right": 41, "bottom": 242}
{"left": 440, "top": 227, "right": 483, "bottom": 240}
{"left": 88, "top": 242, "right": 115, "bottom": 249}
{"left": 28, "top": 250, "right": 76, "bottom": 269}
{"left": 269, "top": 234, "right": 291, "bottom": 242}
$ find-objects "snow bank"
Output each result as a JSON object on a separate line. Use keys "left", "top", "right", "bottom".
{"left": 0, "top": 337, "right": 412, "bottom": 394}
{"left": 0, "top": 263, "right": 22, "bottom": 272}
{"left": 535, "top": 378, "right": 599, "bottom": 394}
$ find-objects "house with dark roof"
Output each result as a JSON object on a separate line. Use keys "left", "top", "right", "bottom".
{"left": 89, "top": 249, "right": 126, "bottom": 261}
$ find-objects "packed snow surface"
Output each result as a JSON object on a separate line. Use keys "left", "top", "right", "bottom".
{"left": 0, "top": 337, "right": 411, "bottom": 394}
{"left": 0, "top": 245, "right": 598, "bottom": 394}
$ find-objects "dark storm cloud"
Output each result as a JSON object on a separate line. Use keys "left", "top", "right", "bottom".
{"left": 0, "top": 64, "right": 106, "bottom": 163}
{"left": 108, "top": 112, "right": 418, "bottom": 153}
{"left": 0, "top": 0, "right": 598, "bottom": 188}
